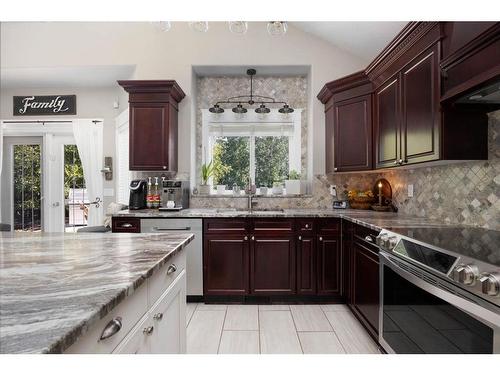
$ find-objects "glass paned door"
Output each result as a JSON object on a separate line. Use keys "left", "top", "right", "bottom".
{"left": 12, "top": 144, "right": 42, "bottom": 231}
{"left": 64, "top": 145, "right": 87, "bottom": 232}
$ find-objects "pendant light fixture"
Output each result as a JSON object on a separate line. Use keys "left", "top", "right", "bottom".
{"left": 156, "top": 21, "right": 171, "bottom": 32}
{"left": 189, "top": 22, "right": 209, "bottom": 33}
{"left": 209, "top": 69, "right": 294, "bottom": 115}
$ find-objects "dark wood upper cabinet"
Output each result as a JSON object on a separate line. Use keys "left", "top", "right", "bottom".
{"left": 374, "top": 77, "right": 400, "bottom": 168}
{"left": 319, "top": 22, "right": 492, "bottom": 172}
{"left": 401, "top": 44, "right": 440, "bottom": 164}
{"left": 318, "top": 71, "right": 373, "bottom": 172}
{"left": 118, "top": 80, "right": 185, "bottom": 171}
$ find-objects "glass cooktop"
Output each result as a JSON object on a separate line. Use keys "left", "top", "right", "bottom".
{"left": 389, "top": 226, "right": 500, "bottom": 267}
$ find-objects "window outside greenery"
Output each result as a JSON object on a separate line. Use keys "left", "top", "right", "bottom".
{"left": 255, "top": 136, "right": 289, "bottom": 188}
{"left": 211, "top": 136, "right": 289, "bottom": 189}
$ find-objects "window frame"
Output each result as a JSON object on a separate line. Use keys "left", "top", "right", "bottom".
{"left": 202, "top": 108, "right": 302, "bottom": 187}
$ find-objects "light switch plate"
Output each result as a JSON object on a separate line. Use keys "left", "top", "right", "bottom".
{"left": 407, "top": 184, "right": 414, "bottom": 198}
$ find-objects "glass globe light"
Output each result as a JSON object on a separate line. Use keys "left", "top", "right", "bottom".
{"left": 228, "top": 21, "right": 248, "bottom": 35}
{"left": 267, "top": 21, "right": 288, "bottom": 36}
{"left": 189, "top": 22, "right": 209, "bottom": 33}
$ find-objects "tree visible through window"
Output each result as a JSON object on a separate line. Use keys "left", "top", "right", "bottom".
{"left": 211, "top": 135, "right": 289, "bottom": 189}
{"left": 255, "top": 136, "right": 289, "bottom": 187}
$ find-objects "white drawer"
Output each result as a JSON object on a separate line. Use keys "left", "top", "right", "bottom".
{"left": 147, "top": 250, "right": 186, "bottom": 307}
{"left": 65, "top": 282, "right": 148, "bottom": 354}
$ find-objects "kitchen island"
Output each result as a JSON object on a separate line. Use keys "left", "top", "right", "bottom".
{"left": 0, "top": 232, "right": 193, "bottom": 354}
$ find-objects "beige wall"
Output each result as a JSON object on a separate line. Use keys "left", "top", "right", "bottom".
{"left": 0, "top": 22, "right": 367, "bottom": 182}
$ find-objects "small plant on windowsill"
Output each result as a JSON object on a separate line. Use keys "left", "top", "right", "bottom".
{"left": 285, "top": 169, "right": 303, "bottom": 195}
{"left": 272, "top": 181, "right": 284, "bottom": 195}
{"left": 199, "top": 161, "right": 215, "bottom": 195}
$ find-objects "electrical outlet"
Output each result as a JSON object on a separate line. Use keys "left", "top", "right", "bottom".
{"left": 407, "top": 184, "right": 414, "bottom": 198}
{"left": 330, "top": 185, "right": 337, "bottom": 197}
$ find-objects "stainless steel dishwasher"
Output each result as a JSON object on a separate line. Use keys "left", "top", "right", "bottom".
{"left": 140, "top": 218, "right": 203, "bottom": 297}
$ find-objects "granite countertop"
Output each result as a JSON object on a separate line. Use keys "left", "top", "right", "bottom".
{"left": 114, "top": 208, "right": 450, "bottom": 231}
{"left": 0, "top": 232, "right": 194, "bottom": 354}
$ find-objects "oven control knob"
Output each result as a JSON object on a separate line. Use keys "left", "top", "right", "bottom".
{"left": 376, "top": 234, "right": 388, "bottom": 247}
{"left": 453, "top": 264, "right": 479, "bottom": 286}
{"left": 388, "top": 236, "right": 398, "bottom": 249}
{"left": 479, "top": 273, "right": 500, "bottom": 296}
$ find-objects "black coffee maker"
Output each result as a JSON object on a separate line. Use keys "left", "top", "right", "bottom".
{"left": 129, "top": 180, "right": 147, "bottom": 210}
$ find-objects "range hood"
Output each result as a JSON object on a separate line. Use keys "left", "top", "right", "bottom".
{"left": 455, "top": 79, "right": 500, "bottom": 105}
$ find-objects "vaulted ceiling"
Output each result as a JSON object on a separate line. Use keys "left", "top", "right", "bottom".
{"left": 291, "top": 22, "right": 407, "bottom": 62}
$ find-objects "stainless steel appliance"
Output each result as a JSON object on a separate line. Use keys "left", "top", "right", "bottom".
{"left": 377, "top": 226, "right": 500, "bottom": 354}
{"left": 160, "top": 180, "right": 189, "bottom": 210}
{"left": 140, "top": 218, "right": 203, "bottom": 297}
{"left": 128, "top": 179, "right": 147, "bottom": 210}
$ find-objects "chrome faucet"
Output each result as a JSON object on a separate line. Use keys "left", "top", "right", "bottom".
{"left": 246, "top": 177, "right": 257, "bottom": 212}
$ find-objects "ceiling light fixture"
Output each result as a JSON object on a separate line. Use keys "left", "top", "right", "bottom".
{"left": 228, "top": 21, "right": 248, "bottom": 35}
{"left": 156, "top": 21, "right": 171, "bottom": 32}
{"left": 267, "top": 21, "right": 288, "bottom": 36}
{"left": 208, "top": 69, "right": 294, "bottom": 115}
{"left": 189, "top": 22, "right": 209, "bottom": 33}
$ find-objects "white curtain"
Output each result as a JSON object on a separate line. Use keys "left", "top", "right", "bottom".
{"left": 73, "top": 119, "right": 104, "bottom": 226}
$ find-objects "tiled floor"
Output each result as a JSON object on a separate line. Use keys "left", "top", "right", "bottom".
{"left": 186, "top": 303, "right": 381, "bottom": 354}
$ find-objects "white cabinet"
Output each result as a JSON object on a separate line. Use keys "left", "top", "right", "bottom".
{"left": 65, "top": 250, "right": 187, "bottom": 354}
{"left": 113, "top": 315, "right": 152, "bottom": 354}
{"left": 150, "top": 270, "right": 186, "bottom": 353}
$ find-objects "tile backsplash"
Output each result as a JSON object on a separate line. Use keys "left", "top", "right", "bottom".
{"left": 191, "top": 110, "right": 500, "bottom": 230}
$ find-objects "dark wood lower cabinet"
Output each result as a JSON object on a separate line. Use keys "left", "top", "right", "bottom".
{"left": 251, "top": 236, "right": 296, "bottom": 295}
{"left": 351, "top": 239, "right": 380, "bottom": 337}
{"left": 297, "top": 236, "right": 316, "bottom": 295}
{"left": 203, "top": 235, "right": 249, "bottom": 295}
{"left": 317, "top": 235, "right": 341, "bottom": 296}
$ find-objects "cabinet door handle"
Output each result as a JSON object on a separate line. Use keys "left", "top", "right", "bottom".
{"left": 399, "top": 159, "right": 403, "bottom": 165}
{"left": 305, "top": 224, "right": 309, "bottom": 229}
{"left": 298, "top": 236, "right": 302, "bottom": 241}
{"left": 162, "top": 166, "right": 167, "bottom": 170}
{"left": 365, "top": 235, "right": 374, "bottom": 243}
{"left": 333, "top": 167, "right": 338, "bottom": 172}
{"left": 99, "top": 317, "right": 122, "bottom": 341}
{"left": 319, "top": 237, "right": 323, "bottom": 241}
{"left": 153, "top": 313, "right": 163, "bottom": 321}
{"left": 393, "top": 160, "right": 398, "bottom": 165}
{"left": 167, "top": 264, "right": 177, "bottom": 275}
{"left": 143, "top": 326, "right": 154, "bottom": 335}
{"left": 121, "top": 223, "right": 133, "bottom": 228}
{"left": 244, "top": 236, "right": 248, "bottom": 241}
{"left": 251, "top": 236, "right": 255, "bottom": 241}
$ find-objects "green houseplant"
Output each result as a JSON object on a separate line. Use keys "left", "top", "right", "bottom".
{"left": 285, "top": 169, "right": 303, "bottom": 195}
{"left": 199, "top": 161, "right": 215, "bottom": 195}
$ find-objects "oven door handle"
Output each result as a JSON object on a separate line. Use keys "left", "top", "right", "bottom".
{"left": 379, "top": 251, "right": 500, "bottom": 328}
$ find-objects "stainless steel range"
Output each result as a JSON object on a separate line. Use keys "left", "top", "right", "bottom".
{"left": 376, "top": 226, "right": 500, "bottom": 354}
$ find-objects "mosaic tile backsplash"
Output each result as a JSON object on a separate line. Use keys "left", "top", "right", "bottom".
{"left": 192, "top": 110, "right": 500, "bottom": 231}
{"left": 195, "top": 75, "right": 308, "bottom": 186}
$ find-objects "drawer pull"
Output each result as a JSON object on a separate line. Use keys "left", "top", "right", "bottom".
{"left": 167, "top": 264, "right": 177, "bottom": 275}
{"left": 319, "top": 236, "right": 323, "bottom": 241}
{"left": 153, "top": 313, "right": 163, "bottom": 321}
{"left": 99, "top": 317, "right": 122, "bottom": 341}
{"left": 305, "top": 224, "right": 309, "bottom": 229}
{"left": 153, "top": 226, "right": 191, "bottom": 231}
{"left": 143, "top": 326, "right": 154, "bottom": 335}
{"left": 121, "top": 223, "right": 133, "bottom": 228}
{"left": 251, "top": 236, "right": 255, "bottom": 241}
{"left": 244, "top": 236, "right": 248, "bottom": 241}
{"left": 298, "top": 236, "right": 302, "bottom": 241}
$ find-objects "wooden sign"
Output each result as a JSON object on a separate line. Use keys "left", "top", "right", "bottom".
{"left": 13, "top": 95, "right": 77, "bottom": 116}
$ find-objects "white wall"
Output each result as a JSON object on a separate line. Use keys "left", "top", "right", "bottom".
{"left": 0, "top": 21, "right": 367, "bottom": 179}
{"left": 0, "top": 86, "right": 121, "bottom": 208}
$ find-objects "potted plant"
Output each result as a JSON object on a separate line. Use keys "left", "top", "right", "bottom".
{"left": 272, "top": 181, "right": 284, "bottom": 195}
{"left": 199, "top": 161, "right": 215, "bottom": 195}
{"left": 285, "top": 170, "right": 302, "bottom": 195}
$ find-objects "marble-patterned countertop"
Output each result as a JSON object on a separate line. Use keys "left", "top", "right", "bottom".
{"left": 114, "top": 208, "right": 450, "bottom": 231}
{"left": 0, "top": 232, "right": 194, "bottom": 354}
